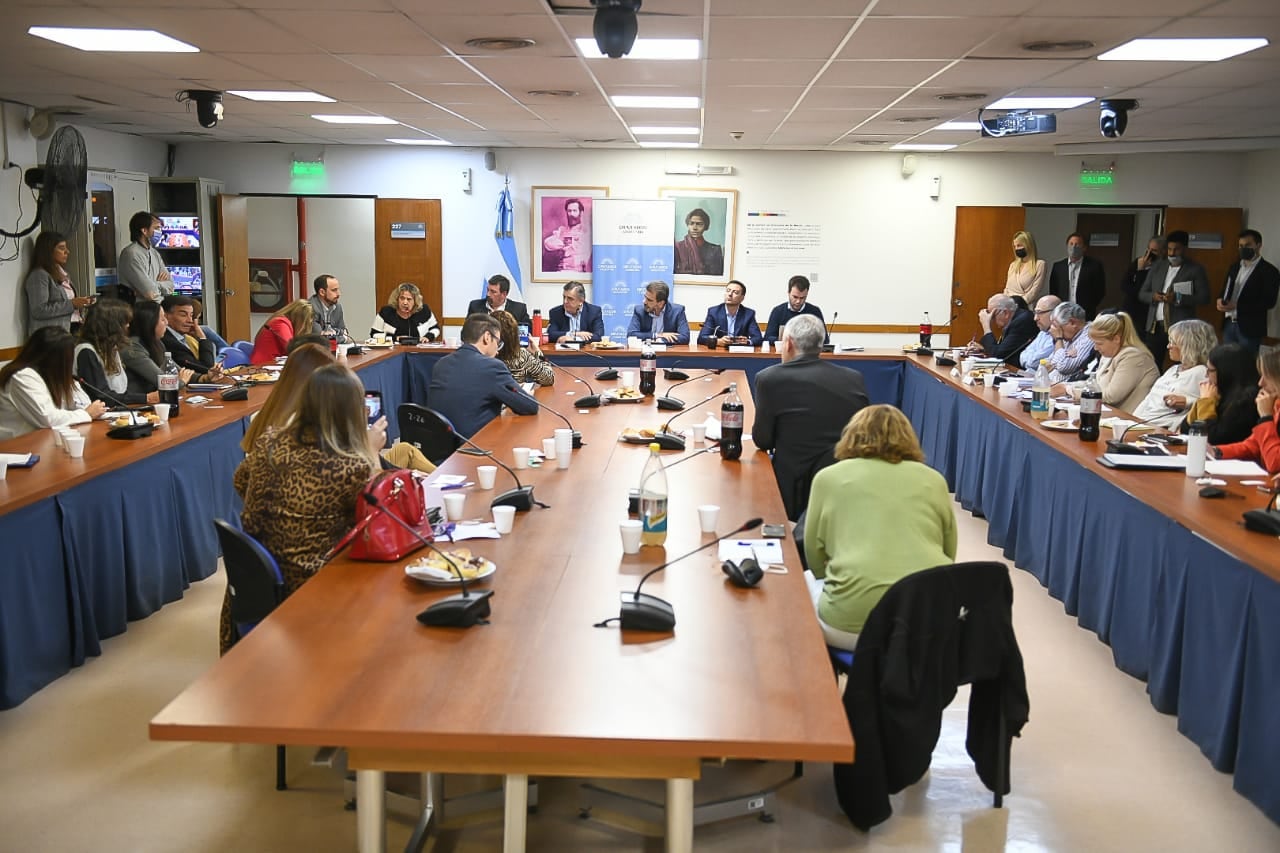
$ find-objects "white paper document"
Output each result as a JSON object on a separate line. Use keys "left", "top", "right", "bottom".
{"left": 1204, "top": 459, "right": 1269, "bottom": 477}
{"left": 717, "top": 538, "right": 784, "bottom": 565}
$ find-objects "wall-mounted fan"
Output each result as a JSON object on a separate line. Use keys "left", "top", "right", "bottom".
{"left": 0, "top": 125, "right": 88, "bottom": 239}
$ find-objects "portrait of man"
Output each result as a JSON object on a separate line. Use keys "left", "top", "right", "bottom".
{"left": 674, "top": 206, "right": 724, "bottom": 277}
{"left": 541, "top": 196, "right": 593, "bottom": 274}
{"left": 660, "top": 189, "right": 737, "bottom": 283}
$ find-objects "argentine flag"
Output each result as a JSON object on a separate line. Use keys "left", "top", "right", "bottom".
{"left": 483, "top": 187, "right": 524, "bottom": 303}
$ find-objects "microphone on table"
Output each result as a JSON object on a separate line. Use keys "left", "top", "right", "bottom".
{"left": 656, "top": 368, "right": 725, "bottom": 411}
{"left": 609, "top": 517, "right": 763, "bottom": 632}
{"left": 821, "top": 311, "right": 838, "bottom": 353}
{"left": 445, "top": 422, "right": 547, "bottom": 511}
{"left": 579, "top": 349, "right": 618, "bottom": 381}
{"left": 545, "top": 359, "right": 602, "bottom": 408}
{"left": 662, "top": 360, "right": 690, "bottom": 381}
{"left": 653, "top": 387, "right": 731, "bottom": 451}
{"left": 76, "top": 377, "right": 155, "bottom": 439}
{"left": 509, "top": 384, "right": 584, "bottom": 449}
{"left": 1105, "top": 415, "right": 1167, "bottom": 455}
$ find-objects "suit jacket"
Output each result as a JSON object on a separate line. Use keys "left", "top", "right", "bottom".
{"left": 979, "top": 308, "right": 1037, "bottom": 366}
{"left": 1048, "top": 255, "right": 1107, "bottom": 318}
{"left": 1138, "top": 257, "right": 1210, "bottom": 331}
{"left": 697, "top": 304, "right": 762, "bottom": 347}
{"left": 427, "top": 343, "right": 539, "bottom": 439}
{"left": 752, "top": 355, "right": 869, "bottom": 521}
{"left": 1221, "top": 257, "right": 1280, "bottom": 338}
{"left": 547, "top": 302, "right": 605, "bottom": 342}
{"left": 466, "top": 298, "right": 531, "bottom": 327}
{"left": 625, "top": 302, "right": 691, "bottom": 345}
{"left": 162, "top": 328, "right": 216, "bottom": 373}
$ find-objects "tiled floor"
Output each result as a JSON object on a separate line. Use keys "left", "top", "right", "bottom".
{"left": 2, "top": 502, "right": 1277, "bottom": 852}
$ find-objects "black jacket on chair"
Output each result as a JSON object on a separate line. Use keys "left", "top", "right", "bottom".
{"left": 833, "top": 561, "right": 1030, "bottom": 831}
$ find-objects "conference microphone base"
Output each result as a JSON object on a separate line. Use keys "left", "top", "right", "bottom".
{"left": 492, "top": 486, "right": 537, "bottom": 512}
{"left": 1105, "top": 440, "right": 1156, "bottom": 455}
{"left": 663, "top": 369, "right": 690, "bottom": 381}
{"left": 652, "top": 432, "right": 687, "bottom": 451}
{"left": 655, "top": 396, "right": 685, "bottom": 411}
{"left": 820, "top": 344, "right": 835, "bottom": 354}
{"left": 595, "top": 368, "right": 618, "bottom": 381}
{"left": 619, "top": 591, "right": 675, "bottom": 632}
{"left": 572, "top": 430, "right": 583, "bottom": 449}
{"left": 107, "top": 423, "right": 155, "bottom": 440}
{"left": 577, "top": 394, "right": 602, "bottom": 408}
{"left": 417, "top": 590, "right": 494, "bottom": 628}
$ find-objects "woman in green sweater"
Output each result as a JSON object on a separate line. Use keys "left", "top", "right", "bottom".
{"left": 804, "top": 404, "right": 957, "bottom": 651}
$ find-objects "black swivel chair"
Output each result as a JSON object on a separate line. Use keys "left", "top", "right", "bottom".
{"left": 398, "top": 403, "right": 463, "bottom": 465}
{"left": 213, "top": 519, "right": 288, "bottom": 790}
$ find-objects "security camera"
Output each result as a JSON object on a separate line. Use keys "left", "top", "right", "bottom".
{"left": 729, "top": 131, "right": 744, "bottom": 141}
{"left": 592, "top": 0, "right": 641, "bottom": 59}
{"left": 1099, "top": 99, "right": 1137, "bottom": 139}
{"left": 177, "top": 90, "right": 225, "bottom": 129}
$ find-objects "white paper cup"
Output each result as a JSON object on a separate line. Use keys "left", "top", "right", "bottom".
{"left": 52, "top": 429, "right": 66, "bottom": 448}
{"left": 155, "top": 404, "right": 171, "bottom": 424}
{"left": 65, "top": 434, "right": 86, "bottom": 458}
{"left": 476, "top": 465, "right": 497, "bottom": 490}
{"left": 627, "top": 337, "right": 642, "bottom": 349}
{"left": 0, "top": 461, "right": 7, "bottom": 480}
{"left": 542, "top": 437, "right": 557, "bottom": 460}
{"left": 512, "top": 447, "right": 531, "bottom": 469}
{"left": 619, "top": 519, "right": 643, "bottom": 554}
{"left": 442, "top": 492, "right": 466, "bottom": 522}
{"left": 493, "top": 505, "right": 516, "bottom": 534}
{"left": 1062, "top": 403, "right": 1081, "bottom": 424}
{"left": 983, "top": 373, "right": 997, "bottom": 388}
{"left": 1111, "top": 421, "right": 1133, "bottom": 441}
{"left": 691, "top": 423, "right": 707, "bottom": 444}
{"left": 447, "top": 337, "right": 460, "bottom": 348}
{"left": 553, "top": 428, "right": 573, "bottom": 470}
{"left": 619, "top": 370, "right": 636, "bottom": 390}
{"left": 59, "top": 428, "right": 78, "bottom": 451}
{"left": 697, "top": 504, "right": 720, "bottom": 534}
{"left": 761, "top": 341, "right": 771, "bottom": 353}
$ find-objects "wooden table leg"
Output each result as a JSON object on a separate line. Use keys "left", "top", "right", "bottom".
{"left": 665, "top": 777, "right": 694, "bottom": 853}
{"left": 356, "top": 769, "right": 386, "bottom": 853}
{"left": 503, "top": 773, "right": 529, "bottom": 853}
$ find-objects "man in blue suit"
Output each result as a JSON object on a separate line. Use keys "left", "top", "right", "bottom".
{"left": 546, "top": 281, "right": 605, "bottom": 343}
{"left": 697, "top": 279, "right": 762, "bottom": 348}
{"left": 428, "top": 313, "right": 539, "bottom": 438}
{"left": 626, "top": 281, "right": 690, "bottom": 344}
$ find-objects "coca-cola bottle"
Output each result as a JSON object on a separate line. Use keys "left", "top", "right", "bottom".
{"left": 919, "top": 312, "right": 933, "bottom": 348}
{"left": 639, "top": 344, "right": 656, "bottom": 396}
{"left": 1078, "top": 375, "right": 1102, "bottom": 442}
{"left": 720, "top": 382, "right": 744, "bottom": 461}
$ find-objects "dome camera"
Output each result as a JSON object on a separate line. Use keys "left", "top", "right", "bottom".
{"left": 592, "top": 0, "right": 641, "bottom": 59}
{"left": 177, "top": 90, "right": 225, "bottom": 129}
{"left": 1099, "top": 99, "right": 1137, "bottom": 139}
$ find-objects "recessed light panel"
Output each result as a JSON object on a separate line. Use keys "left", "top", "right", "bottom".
{"left": 638, "top": 141, "right": 700, "bottom": 148}
{"left": 629, "top": 126, "right": 700, "bottom": 135}
{"left": 1098, "top": 38, "right": 1268, "bottom": 62}
{"left": 932, "top": 121, "right": 981, "bottom": 131}
{"left": 28, "top": 26, "right": 198, "bottom": 52}
{"left": 576, "top": 38, "right": 700, "bottom": 60}
{"left": 312, "top": 114, "right": 398, "bottom": 125}
{"left": 987, "top": 96, "right": 1094, "bottom": 110}
{"left": 229, "top": 90, "right": 335, "bottom": 102}
{"left": 386, "top": 138, "right": 451, "bottom": 145}
{"left": 612, "top": 95, "right": 700, "bottom": 110}
{"left": 892, "top": 143, "right": 957, "bottom": 151}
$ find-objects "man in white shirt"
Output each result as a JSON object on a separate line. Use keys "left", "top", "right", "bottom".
{"left": 1020, "top": 294, "right": 1061, "bottom": 371}
{"left": 1217, "top": 229, "right": 1280, "bottom": 354}
{"left": 1138, "top": 230, "right": 1210, "bottom": 369}
{"left": 117, "top": 211, "right": 172, "bottom": 303}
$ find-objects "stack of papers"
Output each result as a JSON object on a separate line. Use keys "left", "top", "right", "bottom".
{"left": 0, "top": 452, "right": 37, "bottom": 467}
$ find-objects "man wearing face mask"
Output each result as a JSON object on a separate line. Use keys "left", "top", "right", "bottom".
{"left": 1138, "top": 230, "right": 1209, "bottom": 369}
{"left": 117, "top": 211, "right": 173, "bottom": 304}
{"left": 1216, "top": 229, "right": 1280, "bottom": 355}
{"left": 1049, "top": 232, "right": 1106, "bottom": 319}
{"left": 1123, "top": 236, "right": 1165, "bottom": 323}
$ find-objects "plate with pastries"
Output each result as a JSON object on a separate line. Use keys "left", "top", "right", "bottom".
{"left": 603, "top": 387, "right": 645, "bottom": 403}
{"left": 619, "top": 426, "right": 665, "bottom": 444}
{"left": 404, "top": 547, "right": 496, "bottom": 586}
{"left": 593, "top": 339, "right": 623, "bottom": 350}
{"left": 108, "top": 412, "right": 160, "bottom": 427}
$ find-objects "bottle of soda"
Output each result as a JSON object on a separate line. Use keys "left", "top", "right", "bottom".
{"left": 1030, "top": 359, "right": 1051, "bottom": 422}
{"left": 919, "top": 312, "right": 933, "bottom": 348}
{"left": 1078, "top": 375, "right": 1102, "bottom": 442}
{"left": 531, "top": 309, "right": 543, "bottom": 343}
{"left": 639, "top": 344, "right": 657, "bottom": 396}
{"left": 720, "top": 381, "right": 744, "bottom": 461}
{"left": 158, "top": 352, "right": 181, "bottom": 419}
{"left": 639, "top": 443, "right": 668, "bottom": 547}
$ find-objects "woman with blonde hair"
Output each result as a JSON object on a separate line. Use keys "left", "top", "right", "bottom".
{"left": 1131, "top": 318, "right": 1217, "bottom": 428}
{"left": 240, "top": 342, "right": 335, "bottom": 452}
{"left": 803, "top": 404, "right": 956, "bottom": 651}
{"left": 1005, "top": 229, "right": 1047, "bottom": 306}
{"left": 1211, "top": 347, "right": 1280, "bottom": 476}
{"left": 492, "top": 309, "right": 554, "bottom": 386}
{"left": 1059, "top": 311, "right": 1158, "bottom": 412}
{"left": 250, "top": 299, "right": 313, "bottom": 364}
{"left": 371, "top": 282, "right": 440, "bottom": 342}
{"left": 221, "top": 364, "right": 386, "bottom": 653}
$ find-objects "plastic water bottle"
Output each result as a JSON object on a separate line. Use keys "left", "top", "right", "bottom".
{"left": 639, "top": 443, "right": 668, "bottom": 547}
{"left": 639, "top": 344, "right": 657, "bottom": 396}
{"left": 1079, "top": 375, "right": 1102, "bottom": 442}
{"left": 720, "top": 382, "right": 744, "bottom": 461}
{"left": 1185, "top": 421, "right": 1208, "bottom": 477}
{"left": 1031, "top": 359, "right": 1051, "bottom": 422}
{"left": 919, "top": 312, "right": 932, "bottom": 348}
{"left": 159, "top": 352, "right": 181, "bottom": 418}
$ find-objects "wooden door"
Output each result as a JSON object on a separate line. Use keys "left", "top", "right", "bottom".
{"left": 374, "top": 199, "right": 443, "bottom": 319}
{"left": 1075, "top": 212, "right": 1134, "bottom": 314}
{"left": 217, "top": 194, "right": 251, "bottom": 343}
{"left": 951, "top": 206, "right": 1026, "bottom": 344}
{"left": 1165, "top": 207, "right": 1244, "bottom": 329}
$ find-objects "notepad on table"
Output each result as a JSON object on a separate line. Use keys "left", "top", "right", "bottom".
{"left": 718, "top": 538, "right": 784, "bottom": 565}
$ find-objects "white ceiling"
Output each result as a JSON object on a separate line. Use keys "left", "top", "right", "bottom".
{"left": 2, "top": 0, "right": 1280, "bottom": 153}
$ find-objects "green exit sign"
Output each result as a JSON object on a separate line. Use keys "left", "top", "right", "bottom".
{"left": 292, "top": 160, "right": 325, "bottom": 176}
{"left": 1080, "top": 171, "right": 1114, "bottom": 187}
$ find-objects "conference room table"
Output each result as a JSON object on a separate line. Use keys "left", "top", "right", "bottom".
{"left": 149, "top": 363, "right": 854, "bottom": 853}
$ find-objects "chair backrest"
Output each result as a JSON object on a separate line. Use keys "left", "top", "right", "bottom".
{"left": 233, "top": 340, "right": 255, "bottom": 355}
{"left": 398, "top": 403, "right": 463, "bottom": 465}
{"left": 218, "top": 347, "right": 250, "bottom": 368}
{"left": 213, "top": 519, "right": 285, "bottom": 644}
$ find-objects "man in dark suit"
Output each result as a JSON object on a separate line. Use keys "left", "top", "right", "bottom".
{"left": 160, "top": 293, "right": 219, "bottom": 373}
{"left": 466, "top": 274, "right": 531, "bottom": 327}
{"left": 428, "top": 313, "right": 539, "bottom": 438}
{"left": 753, "top": 314, "right": 868, "bottom": 521}
{"left": 1217, "top": 228, "right": 1280, "bottom": 354}
{"left": 546, "top": 281, "right": 605, "bottom": 343}
{"left": 697, "top": 279, "right": 762, "bottom": 348}
{"left": 625, "top": 281, "right": 690, "bottom": 344}
{"left": 970, "top": 294, "right": 1037, "bottom": 366}
{"left": 1139, "top": 230, "right": 1210, "bottom": 368}
{"left": 1048, "top": 232, "right": 1107, "bottom": 318}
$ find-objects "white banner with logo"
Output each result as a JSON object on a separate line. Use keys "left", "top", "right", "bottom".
{"left": 591, "top": 199, "right": 675, "bottom": 344}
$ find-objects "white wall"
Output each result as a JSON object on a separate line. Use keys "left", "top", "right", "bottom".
{"left": 304, "top": 196, "right": 375, "bottom": 339}
{"left": 1242, "top": 150, "right": 1280, "bottom": 336}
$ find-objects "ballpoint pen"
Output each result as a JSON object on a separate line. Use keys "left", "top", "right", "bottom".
{"left": 441, "top": 482, "right": 474, "bottom": 490}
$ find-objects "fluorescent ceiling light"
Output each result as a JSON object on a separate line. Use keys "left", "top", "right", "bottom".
{"left": 629, "top": 126, "right": 700, "bottom": 135}
{"left": 891, "top": 143, "right": 956, "bottom": 151}
{"left": 386, "top": 138, "right": 451, "bottom": 145}
{"left": 576, "top": 38, "right": 700, "bottom": 60}
{"left": 638, "top": 141, "right": 699, "bottom": 148}
{"left": 229, "top": 90, "right": 335, "bottom": 103}
{"left": 28, "top": 26, "right": 197, "bottom": 52}
{"left": 611, "top": 95, "right": 700, "bottom": 110}
{"left": 1098, "top": 38, "right": 1268, "bottom": 62}
{"left": 312, "top": 114, "right": 398, "bottom": 125}
{"left": 932, "top": 121, "right": 981, "bottom": 131}
{"left": 987, "top": 96, "right": 1094, "bottom": 110}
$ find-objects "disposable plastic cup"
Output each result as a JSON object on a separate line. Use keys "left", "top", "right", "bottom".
{"left": 476, "top": 466, "right": 497, "bottom": 490}
{"left": 620, "top": 520, "right": 643, "bottom": 554}
{"left": 493, "top": 505, "right": 516, "bottom": 534}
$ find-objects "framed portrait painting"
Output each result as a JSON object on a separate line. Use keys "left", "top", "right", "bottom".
{"left": 248, "top": 258, "right": 293, "bottom": 313}
{"left": 531, "top": 186, "right": 609, "bottom": 283}
{"left": 659, "top": 187, "right": 738, "bottom": 286}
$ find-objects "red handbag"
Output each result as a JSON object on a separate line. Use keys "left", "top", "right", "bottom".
{"left": 328, "top": 469, "right": 433, "bottom": 561}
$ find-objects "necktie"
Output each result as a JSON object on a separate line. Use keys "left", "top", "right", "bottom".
{"left": 185, "top": 335, "right": 200, "bottom": 358}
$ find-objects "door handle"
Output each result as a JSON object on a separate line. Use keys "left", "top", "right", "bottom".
{"left": 225, "top": 289, "right": 236, "bottom": 296}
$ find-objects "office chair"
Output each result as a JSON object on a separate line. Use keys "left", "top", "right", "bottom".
{"left": 398, "top": 404, "right": 463, "bottom": 465}
{"left": 233, "top": 340, "right": 255, "bottom": 355}
{"left": 218, "top": 347, "right": 250, "bottom": 368}
{"left": 213, "top": 519, "right": 288, "bottom": 791}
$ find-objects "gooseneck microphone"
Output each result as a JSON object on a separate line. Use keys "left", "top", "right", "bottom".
{"left": 821, "top": 311, "right": 839, "bottom": 353}
{"left": 656, "top": 369, "right": 724, "bottom": 411}
{"left": 445, "top": 422, "right": 547, "bottom": 511}
{"left": 580, "top": 349, "right": 618, "bottom": 381}
{"left": 653, "top": 387, "right": 731, "bottom": 451}
{"left": 662, "top": 361, "right": 690, "bottom": 381}
{"left": 510, "top": 385, "right": 583, "bottom": 449}
{"left": 610, "top": 518, "right": 764, "bottom": 632}
{"left": 1105, "top": 414, "right": 1168, "bottom": 455}
{"left": 545, "top": 359, "right": 602, "bottom": 408}
{"left": 76, "top": 377, "right": 155, "bottom": 439}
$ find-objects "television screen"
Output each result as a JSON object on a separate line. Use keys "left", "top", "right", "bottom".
{"left": 169, "top": 265, "right": 203, "bottom": 292}
{"left": 157, "top": 215, "right": 200, "bottom": 249}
